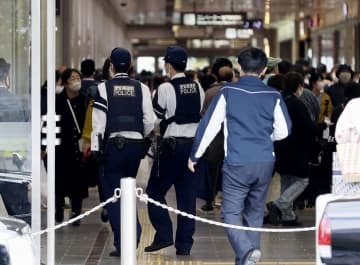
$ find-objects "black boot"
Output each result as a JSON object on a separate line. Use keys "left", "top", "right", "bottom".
{"left": 200, "top": 201, "right": 214, "bottom": 212}
{"left": 71, "top": 211, "right": 81, "bottom": 226}
{"left": 71, "top": 198, "right": 82, "bottom": 226}
{"left": 55, "top": 207, "right": 64, "bottom": 223}
{"left": 100, "top": 208, "right": 109, "bottom": 222}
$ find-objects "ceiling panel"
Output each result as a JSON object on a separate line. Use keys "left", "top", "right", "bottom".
{"left": 109, "top": 0, "right": 168, "bottom": 25}
{"left": 111, "top": 0, "right": 345, "bottom": 54}
{"left": 111, "top": 0, "right": 341, "bottom": 25}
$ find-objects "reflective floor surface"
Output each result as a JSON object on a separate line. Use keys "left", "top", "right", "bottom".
{"left": 40, "top": 189, "right": 316, "bottom": 265}
{"left": 40, "top": 162, "right": 316, "bottom": 265}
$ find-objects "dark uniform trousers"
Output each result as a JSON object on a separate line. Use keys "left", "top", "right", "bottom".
{"left": 146, "top": 139, "right": 197, "bottom": 252}
{"left": 101, "top": 140, "right": 146, "bottom": 252}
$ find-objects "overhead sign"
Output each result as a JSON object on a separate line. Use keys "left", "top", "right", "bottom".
{"left": 183, "top": 13, "right": 246, "bottom": 26}
{"left": 226, "top": 28, "right": 254, "bottom": 39}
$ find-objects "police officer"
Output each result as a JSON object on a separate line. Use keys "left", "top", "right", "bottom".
{"left": 91, "top": 47, "right": 156, "bottom": 257}
{"left": 144, "top": 46, "right": 204, "bottom": 255}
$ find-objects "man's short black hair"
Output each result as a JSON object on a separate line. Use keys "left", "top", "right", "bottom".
{"left": 316, "top": 63, "right": 327, "bottom": 74}
{"left": 80, "top": 59, "right": 95, "bottom": 77}
{"left": 268, "top": 74, "right": 286, "bottom": 92}
{"left": 170, "top": 62, "right": 186, "bottom": 72}
{"left": 285, "top": 71, "right": 304, "bottom": 94}
{"left": 237, "top": 47, "right": 267, "bottom": 75}
{"left": 278, "top": 60, "right": 292, "bottom": 75}
{"left": 309, "top": 72, "right": 322, "bottom": 88}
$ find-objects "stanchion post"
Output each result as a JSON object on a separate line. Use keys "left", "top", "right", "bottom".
{"left": 31, "top": 0, "right": 41, "bottom": 263}
{"left": 121, "top": 177, "right": 137, "bottom": 265}
{"left": 46, "top": 0, "right": 56, "bottom": 264}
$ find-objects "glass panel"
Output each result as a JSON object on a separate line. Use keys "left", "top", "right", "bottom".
{"left": 0, "top": 0, "right": 32, "bottom": 223}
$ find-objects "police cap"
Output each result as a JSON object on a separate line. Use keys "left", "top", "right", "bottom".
{"left": 110, "top": 47, "right": 131, "bottom": 71}
{"left": 164, "top": 46, "right": 187, "bottom": 69}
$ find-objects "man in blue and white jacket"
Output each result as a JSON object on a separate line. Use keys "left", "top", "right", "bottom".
{"left": 188, "top": 47, "right": 292, "bottom": 265}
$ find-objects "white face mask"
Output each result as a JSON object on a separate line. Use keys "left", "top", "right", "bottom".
{"left": 55, "top": 85, "right": 64, "bottom": 94}
{"left": 69, "top": 81, "right": 81, "bottom": 92}
{"left": 339, "top": 72, "right": 352, "bottom": 84}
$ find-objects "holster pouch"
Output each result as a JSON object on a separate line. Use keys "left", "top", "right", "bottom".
{"left": 115, "top": 137, "right": 125, "bottom": 150}
{"left": 108, "top": 136, "right": 126, "bottom": 150}
{"left": 163, "top": 137, "right": 176, "bottom": 153}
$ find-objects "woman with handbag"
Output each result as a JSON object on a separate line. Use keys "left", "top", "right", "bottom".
{"left": 54, "top": 68, "right": 88, "bottom": 225}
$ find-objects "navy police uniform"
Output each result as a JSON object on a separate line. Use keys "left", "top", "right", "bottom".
{"left": 145, "top": 46, "right": 205, "bottom": 255}
{"left": 91, "top": 48, "right": 155, "bottom": 255}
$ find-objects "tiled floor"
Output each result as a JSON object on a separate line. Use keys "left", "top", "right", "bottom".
{"left": 40, "top": 186, "right": 316, "bottom": 265}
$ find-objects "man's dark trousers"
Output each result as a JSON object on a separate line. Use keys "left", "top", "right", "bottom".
{"left": 146, "top": 140, "right": 197, "bottom": 253}
{"left": 101, "top": 141, "right": 145, "bottom": 252}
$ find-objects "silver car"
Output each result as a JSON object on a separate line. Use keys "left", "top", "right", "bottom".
{"left": 0, "top": 217, "right": 36, "bottom": 265}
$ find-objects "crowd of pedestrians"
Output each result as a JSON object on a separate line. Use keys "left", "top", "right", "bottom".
{"left": 2, "top": 43, "right": 360, "bottom": 265}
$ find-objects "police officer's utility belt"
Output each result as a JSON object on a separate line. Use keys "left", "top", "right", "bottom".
{"left": 107, "top": 136, "right": 145, "bottom": 150}
{"left": 161, "top": 137, "right": 194, "bottom": 152}
{"left": 171, "top": 137, "right": 194, "bottom": 144}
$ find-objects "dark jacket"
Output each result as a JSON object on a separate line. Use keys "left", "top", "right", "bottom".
{"left": 325, "top": 81, "right": 360, "bottom": 108}
{"left": 55, "top": 91, "right": 88, "bottom": 199}
{"left": 275, "top": 92, "right": 318, "bottom": 178}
